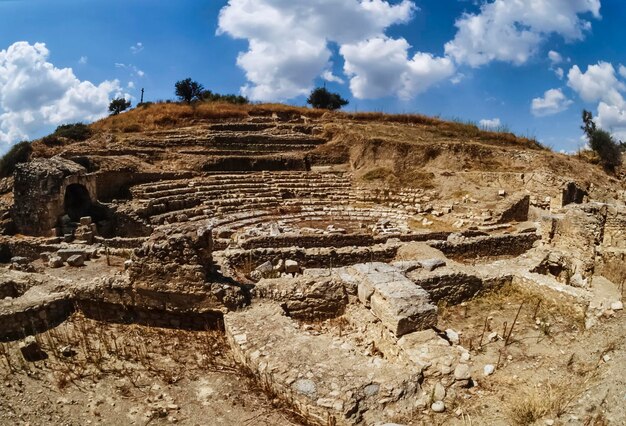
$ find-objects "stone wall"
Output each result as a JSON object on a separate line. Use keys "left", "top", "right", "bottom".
{"left": 430, "top": 233, "right": 540, "bottom": 260}
{"left": 602, "top": 205, "right": 626, "bottom": 249}
{"left": 238, "top": 231, "right": 476, "bottom": 250}
{"left": 0, "top": 295, "right": 73, "bottom": 341}
{"left": 13, "top": 157, "right": 97, "bottom": 236}
{"left": 495, "top": 194, "right": 530, "bottom": 223}
{"left": 0, "top": 236, "right": 62, "bottom": 262}
{"left": 223, "top": 243, "right": 399, "bottom": 272}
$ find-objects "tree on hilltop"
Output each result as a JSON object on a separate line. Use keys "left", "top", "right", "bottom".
{"left": 307, "top": 87, "right": 349, "bottom": 110}
{"left": 175, "top": 78, "right": 204, "bottom": 104}
{"left": 581, "top": 109, "right": 622, "bottom": 171}
{"left": 108, "top": 98, "right": 131, "bottom": 115}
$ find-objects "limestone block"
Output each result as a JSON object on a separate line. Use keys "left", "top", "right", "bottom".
{"left": 369, "top": 286, "right": 436, "bottom": 337}
{"left": 67, "top": 254, "right": 85, "bottom": 267}
{"left": 48, "top": 256, "right": 64, "bottom": 268}
{"left": 57, "top": 249, "right": 88, "bottom": 261}
{"left": 285, "top": 259, "right": 300, "bottom": 274}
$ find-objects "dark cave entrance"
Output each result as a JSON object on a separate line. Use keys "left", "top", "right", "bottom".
{"left": 64, "top": 184, "right": 93, "bottom": 222}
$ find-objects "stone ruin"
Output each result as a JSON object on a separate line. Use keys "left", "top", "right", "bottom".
{"left": 0, "top": 115, "right": 624, "bottom": 425}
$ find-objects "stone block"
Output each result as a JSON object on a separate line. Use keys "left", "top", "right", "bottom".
{"left": 20, "top": 336, "right": 48, "bottom": 362}
{"left": 350, "top": 263, "right": 438, "bottom": 337}
{"left": 66, "top": 254, "right": 85, "bottom": 267}
{"left": 285, "top": 259, "right": 300, "bottom": 274}
{"left": 48, "top": 256, "right": 64, "bottom": 268}
{"left": 79, "top": 216, "right": 92, "bottom": 226}
{"left": 57, "top": 249, "right": 88, "bottom": 261}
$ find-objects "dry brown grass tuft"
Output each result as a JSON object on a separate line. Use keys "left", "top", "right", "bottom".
{"left": 507, "top": 378, "right": 591, "bottom": 425}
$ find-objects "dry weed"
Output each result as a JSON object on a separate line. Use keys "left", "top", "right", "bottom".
{"left": 507, "top": 379, "right": 588, "bottom": 425}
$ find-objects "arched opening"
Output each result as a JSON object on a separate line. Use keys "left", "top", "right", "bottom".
{"left": 64, "top": 184, "right": 92, "bottom": 222}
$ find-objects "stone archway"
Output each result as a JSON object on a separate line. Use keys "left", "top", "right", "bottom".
{"left": 64, "top": 183, "right": 92, "bottom": 222}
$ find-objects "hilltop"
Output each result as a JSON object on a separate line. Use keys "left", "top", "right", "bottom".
{"left": 0, "top": 101, "right": 624, "bottom": 426}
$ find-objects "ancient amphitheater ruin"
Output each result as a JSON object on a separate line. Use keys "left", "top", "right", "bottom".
{"left": 0, "top": 106, "right": 624, "bottom": 425}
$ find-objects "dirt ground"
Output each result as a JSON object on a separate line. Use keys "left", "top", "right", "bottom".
{"left": 0, "top": 314, "right": 300, "bottom": 426}
{"left": 421, "top": 285, "right": 625, "bottom": 426}
{"left": 1, "top": 283, "right": 624, "bottom": 426}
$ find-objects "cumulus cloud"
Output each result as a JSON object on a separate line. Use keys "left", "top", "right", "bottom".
{"left": 217, "top": 0, "right": 453, "bottom": 101}
{"left": 445, "top": 0, "right": 601, "bottom": 67}
{"left": 0, "top": 41, "right": 122, "bottom": 145}
{"left": 619, "top": 64, "right": 626, "bottom": 79}
{"left": 479, "top": 118, "right": 501, "bottom": 129}
{"left": 567, "top": 60, "right": 626, "bottom": 140}
{"left": 341, "top": 37, "right": 454, "bottom": 99}
{"left": 531, "top": 88, "right": 573, "bottom": 116}
{"left": 567, "top": 61, "right": 625, "bottom": 105}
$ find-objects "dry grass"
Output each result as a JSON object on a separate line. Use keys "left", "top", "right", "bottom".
{"left": 360, "top": 166, "right": 435, "bottom": 189}
{"left": 340, "top": 113, "right": 544, "bottom": 150}
{"left": 0, "top": 312, "right": 233, "bottom": 385}
{"left": 90, "top": 101, "right": 328, "bottom": 133}
{"left": 86, "top": 101, "right": 542, "bottom": 151}
{"left": 507, "top": 380, "right": 585, "bottom": 425}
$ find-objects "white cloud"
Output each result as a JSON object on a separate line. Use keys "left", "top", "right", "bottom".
{"left": 479, "top": 118, "right": 501, "bottom": 129}
{"left": 567, "top": 60, "right": 626, "bottom": 141}
{"left": 218, "top": 0, "right": 452, "bottom": 101}
{"left": 127, "top": 81, "right": 135, "bottom": 89}
{"left": 130, "top": 42, "right": 144, "bottom": 54}
{"left": 554, "top": 67, "right": 564, "bottom": 79}
{"left": 548, "top": 50, "right": 563, "bottom": 65}
{"left": 0, "top": 42, "right": 122, "bottom": 145}
{"left": 341, "top": 37, "right": 454, "bottom": 99}
{"left": 321, "top": 70, "right": 344, "bottom": 84}
{"left": 531, "top": 88, "right": 573, "bottom": 116}
{"left": 567, "top": 61, "right": 625, "bottom": 105}
{"left": 445, "top": 0, "right": 601, "bottom": 67}
{"left": 78, "top": 56, "right": 88, "bottom": 65}
{"left": 597, "top": 101, "right": 626, "bottom": 141}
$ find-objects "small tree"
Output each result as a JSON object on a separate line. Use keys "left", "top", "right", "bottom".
{"left": 581, "top": 109, "right": 622, "bottom": 170}
{"left": 307, "top": 87, "right": 349, "bottom": 110}
{"left": 109, "top": 98, "right": 131, "bottom": 115}
{"left": 175, "top": 78, "right": 204, "bottom": 103}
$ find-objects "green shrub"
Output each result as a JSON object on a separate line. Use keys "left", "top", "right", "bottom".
{"left": 307, "top": 87, "right": 349, "bottom": 110}
{"left": 53, "top": 123, "right": 92, "bottom": 141}
{"left": 200, "top": 90, "right": 249, "bottom": 105}
{"left": 108, "top": 97, "right": 131, "bottom": 115}
{"left": 0, "top": 141, "right": 32, "bottom": 178}
{"left": 175, "top": 78, "right": 204, "bottom": 103}
{"left": 581, "top": 110, "right": 622, "bottom": 170}
{"left": 588, "top": 129, "right": 622, "bottom": 170}
{"left": 41, "top": 135, "right": 62, "bottom": 146}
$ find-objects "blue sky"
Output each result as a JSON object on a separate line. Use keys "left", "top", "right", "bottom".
{"left": 1, "top": 0, "right": 625, "bottom": 153}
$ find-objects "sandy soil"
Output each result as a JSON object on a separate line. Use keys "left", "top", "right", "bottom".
{"left": 0, "top": 314, "right": 299, "bottom": 426}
